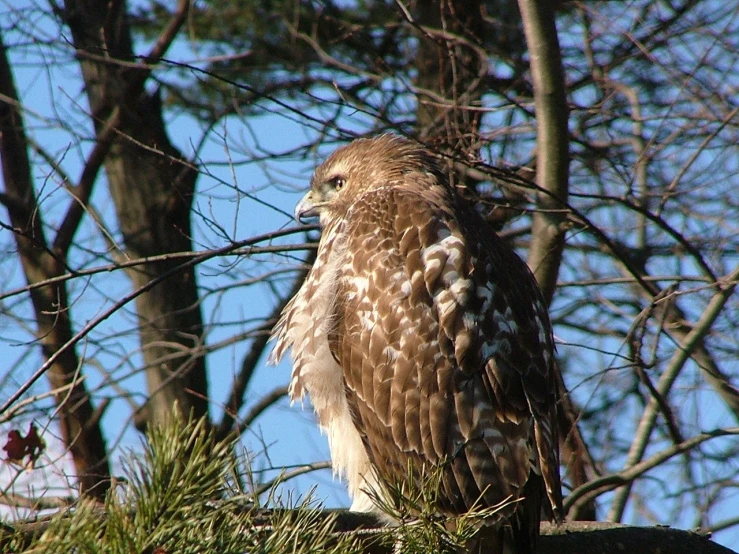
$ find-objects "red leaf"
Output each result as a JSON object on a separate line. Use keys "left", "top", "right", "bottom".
{"left": 3, "top": 423, "right": 46, "bottom": 467}
{"left": 3, "top": 430, "right": 25, "bottom": 462}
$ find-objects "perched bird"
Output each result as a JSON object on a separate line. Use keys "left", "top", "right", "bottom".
{"left": 270, "top": 134, "right": 562, "bottom": 552}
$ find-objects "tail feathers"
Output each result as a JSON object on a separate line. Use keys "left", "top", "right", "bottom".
{"left": 511, "top": 473, "right": 543, "bottom": 553}
{"left": 462, "top": 473, "right": 542, "bottom": 554}
{"left": 461, "top": 523, "right": 533, "bottom": 554}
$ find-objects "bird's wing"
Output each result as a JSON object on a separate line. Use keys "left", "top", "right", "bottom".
{"left": 328, "top": 186, "right": 560, "bottom": 518}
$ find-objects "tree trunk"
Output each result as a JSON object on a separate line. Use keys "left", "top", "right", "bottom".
{"left": 61, "top": 0, "right": 209, "bottom": 429}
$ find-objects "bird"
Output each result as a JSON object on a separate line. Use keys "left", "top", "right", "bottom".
{"left": 269, "top": 134, "right": 562, "bottom": 552}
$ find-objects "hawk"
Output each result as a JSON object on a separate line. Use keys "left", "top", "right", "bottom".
{"left": 270, "top": 135, "right": 562, "bottom": 552}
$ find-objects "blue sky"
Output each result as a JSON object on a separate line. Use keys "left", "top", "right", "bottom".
{"left": 0, "top": 2, "right": 353, "bottom": 510}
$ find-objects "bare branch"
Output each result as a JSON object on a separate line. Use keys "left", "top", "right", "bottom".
{"left": 608, "top": 266, "right": 739, "bottom": 521}
{"left": 567, "top": 427, "right": 739, "bottom": 514}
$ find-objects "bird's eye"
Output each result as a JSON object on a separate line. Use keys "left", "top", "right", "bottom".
{"left": 332, "top": 177, "right": 345, "bottom": 191}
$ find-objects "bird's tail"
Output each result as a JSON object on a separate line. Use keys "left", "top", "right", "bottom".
{"left": 461, "top": 474, "right": 542, "bottom": 554}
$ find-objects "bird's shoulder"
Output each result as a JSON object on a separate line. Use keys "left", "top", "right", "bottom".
{"left": 340, "top": 183, "right": 461, "bottom": 251}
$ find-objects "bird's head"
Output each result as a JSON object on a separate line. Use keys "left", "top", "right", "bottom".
{"left": 295, "top": 134, "right": 446, "bottom": 226}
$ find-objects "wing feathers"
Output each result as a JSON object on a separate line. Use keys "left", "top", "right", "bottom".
{"left": 326, "top": 186, "right": 559, "bottom": 517}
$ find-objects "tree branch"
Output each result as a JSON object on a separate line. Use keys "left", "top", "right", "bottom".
{"left": 216, "top": 242, "right": 314, "bottom": 441}
{"left": 567, "top": 427, "right": 739, "bottom": 515}
{"left": 608, "top": 266, "right": 739, "bottom": 521}
{"left": 53, "top": 0, "right": 192, "bottom": 257}
{"left": 0, "top": 28, "right": 111, "bottom": 499}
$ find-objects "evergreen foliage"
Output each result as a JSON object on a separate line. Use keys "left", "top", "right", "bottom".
{"left": 3, "top": 418, "right": 364, "bottom": 554}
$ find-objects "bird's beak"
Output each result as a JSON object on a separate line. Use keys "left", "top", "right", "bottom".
{"left": 295, "top": 191, "right": 320, "bottom": 223}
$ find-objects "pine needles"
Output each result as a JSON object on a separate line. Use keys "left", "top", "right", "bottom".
{"left": 3, "top": 416, "right": 362, "bottom": 554}
{"left": 1, "top": 418, "right": 518, "bottom": 554}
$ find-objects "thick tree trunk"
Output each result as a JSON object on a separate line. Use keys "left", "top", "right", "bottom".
{"left": 61, "top": 0, "right": 209, "bottom": 428}
{"left": 516, "top": 0, "right": 600, "bottom": 522}
{"left": 517, "top": 0, "right": 569, "bottom": 306}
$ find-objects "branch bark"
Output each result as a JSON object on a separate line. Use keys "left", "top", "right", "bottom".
{"left": 3, "top": 510, "right": 735, "bottom": 554}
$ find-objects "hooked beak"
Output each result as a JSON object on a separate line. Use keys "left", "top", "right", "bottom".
{"left": 294, "top": 191, "right": 320, "bottom": 223}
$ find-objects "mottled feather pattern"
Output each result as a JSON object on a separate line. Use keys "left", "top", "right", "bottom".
{"left": 332, "top": 186, "right": 540, "bottom": 514}
{"left": 270, "top": 135, "right": 563, "bottom": 551}
{"left": 270, "top": 220, "right": 381, "bottom": 511}
{"left": 269, "top": 217, "right": 344, "bottom": 402}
